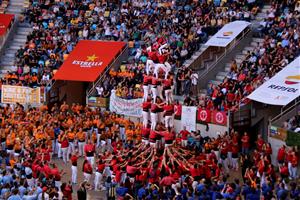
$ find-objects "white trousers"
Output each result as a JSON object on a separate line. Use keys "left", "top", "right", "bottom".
{"left": 232, "top": 158, "right": 238, "bottom": 170}
{"left": 83, "top": 172, "right": 91, "bottom": 183}
{"left": 165, "top": 115, "right": 174, "bottom": 128}
{"left": 94, "top": 172, "right": 103, "bottom": 190}
{"left": 151, "top": 87, "right": 158, "bottom": 102}
{"left": 150, "top": 112, "right": 158, "bottom": 130}
{"left": 142, "top": 111, "right": 149, "bottom": 127}
{"left": 78, "top": 142, "right": 85, "bottom": 156}
{"left": 165, "top": 89, "right": 172, "bottom": 103}
{"left": 86, "top": 156, "right": 95, "bottom": 167}
{"left": 71, "top": 166, "right": 77, "bottom": 184}
{"left": 57, "top": 143, "right": 62, "bottom": 158}
{"left": 143, "top": 85, "right": 149, "bottom": 101}
{"left": 68, "top": 142, "right": 75, "bottom": 157}
{"left": 146, "top": 59, "right": 154, "bottom": 75}
{"left": 61, "top": 147, "right": 68, "bottom": 163}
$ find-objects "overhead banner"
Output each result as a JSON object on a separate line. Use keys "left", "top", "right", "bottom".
{"left": 53, "top": 40, "right": 126, "bottom": 82}
{"left": 205, "top": 21, "right": 250, "bottom": 47}
{"left": 181, "top": 106, "right": 197, "bottom": 132}
{"left": 109, "top": 91, "right": 142, "bottom": 117}
{"left": 0, "top": 14, "right": 14, "bottom": 36}
{"left": 1, "top": 85, "right": 41, "bottom": 104}
{"left": 248, "top": 56, "right": 300, "bottom": 106}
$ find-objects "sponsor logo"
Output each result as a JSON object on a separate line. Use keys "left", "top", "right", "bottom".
{"left": 267, "top": 84, "right": 298, "bottom": 93}
{"left": 285, "top": 75, "right": 300, "bottom": 85}
{"left": 72, "top": 54, "right": 103, "bottom": 68}
{"left": 223, "top": 31, "right": 233, "bottom": 36}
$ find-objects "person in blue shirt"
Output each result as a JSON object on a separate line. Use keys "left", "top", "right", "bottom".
{"left": 276, "top": 183, "right": 288, "bottom": 200}
{"left": 116, "top": 183, "right": 129, "bottom": 198}
{"left": 137, "top": 185, "right": 147, "bottom": 200}
{"left": 262, "top": 178, "right": 273, "bottom": 199}
{"left": 290, "top": 182, "right": 300, "bottom": 199}
{"left": 7, "top": 189, "right": 22, "bottom": 200}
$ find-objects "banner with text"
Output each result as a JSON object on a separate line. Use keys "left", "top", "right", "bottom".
{"left": 1, "top": 85, "right": 41, "bottom": 105}
{"left": 181, "top": 106, "right": 197, "bottom": 132}
{"left": 88, "top": 96, "right": 109, "bottom": 108}
{"left": 248, "top": 56, "right": 300, "bottom": 106}
{"left": 109, "top": 91, "right": 142, "bottom": 117}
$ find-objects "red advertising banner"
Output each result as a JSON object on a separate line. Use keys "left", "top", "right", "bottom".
{"left": 197, "top": 108, "right": 211, "bottom": 123}
{"left": 0, "top": 14, "right": 14, "bottom": 36}
{"left": 53, "top": 40, "right": 126, "bottom": 82}
{"left": 211, "top": 111, "right": 227, "bottom": 125}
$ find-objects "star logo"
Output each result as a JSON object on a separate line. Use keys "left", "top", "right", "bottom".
{"left": 86, "top": 54, "right": 98, "bottom": 62}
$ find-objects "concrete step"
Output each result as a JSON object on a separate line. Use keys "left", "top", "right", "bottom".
{"left": 253, "top": 38, "right": 264, "bottom": 43}
{"left": 264, "top": 5, "right": 272, "bottom": 9}
{"left": 17, "top": 27, "right": 32, "bottom": 32}
{"left": 242, "top": 50, "right": 250, "bottom": 55}
{"left": 217, "top": 71, "right": 228, "bottom": 77}
{"left": 236, "top": 58, "right": 243, "bottom": 64}
{"left": 192, "top": 54, "right": 199, "bottom": 60}
{"left": 235, "top": 54, "right": 244, "bottom": 60}
{"left": 255, "top": 17, "right": 264, "bottom": 21}
{"left": 14, "top": 34, "right": 27, "bottom": 40}
{"left": 244, "top": 46, "right": 255, "bottom": 51}
{"left": 199, "top": 89, "right": 207, "bottom": 95}
{"left": 10, "top": 2, "right": 24, "bottom": 6}
{"left": 1, "top": 66, "right": 16, "bottom": 71}
{"left": 250, "top": 41, "right": 260, "bottom": 47}
{"left": 184, "top": 59, "right": 193, "bottom": 65}
{"left": 0, "top": 61, "right": 15, "bottom": 66}
{"left": 7, "top": 6, "right": 24, "bottom": 12}
{"left": 4, "top": 49, "right": 17, "bottom": 55}
{"left": 256, "top": 13, "right": 266, "bottom": 18}
{"left": 216, "top": 74, "right": 225, "bottom": 81}
{"left": 12, "top": 38, "right": 27, "bottom": 43}
{"left": 225, "top": 66, "right": 231, "bottom": 72}
{"left": 3, "top": 53, "right": 15, "bottom": 58}
{"left": 18, "top": 23, "right": 32, "bottom": 28}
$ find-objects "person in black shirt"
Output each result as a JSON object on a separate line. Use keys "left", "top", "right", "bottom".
{"left": 77, "top": 181, "right": 87, "bottom": 200}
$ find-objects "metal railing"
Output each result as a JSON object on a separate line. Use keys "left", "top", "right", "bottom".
{"left": 270, "top": 98, "right": 300, "bottom": 124}
{"left": 197, "top": 27, "right": 251, "bottom": 84}
{"left": 86, "top": 45, "right": 128, "bottom": 98}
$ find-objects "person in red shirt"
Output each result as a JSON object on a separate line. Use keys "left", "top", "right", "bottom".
{"left": 220, "top": 141, "right": 229, "bottom": 173}
{"left": 179, "top": 126, "right": 190, "bottom": 147}
{"left": 277, "top": 145, "right": 286, "bottom": 165}
{"left": 82, "top": 159, "right": 93, "bottom": 183}
{"left": 289, "top": 151, "right": 298, "bottom": 180}
{"left": 141, "top": 125, "right": 150, "bottom": 145}
{"left": 142, "top": 74, "right": 152, "bottom": 102}
{"left": 279, "top": 162, "right": 289, "bottom": 179}
{"left": 142, "top": 97, "right": 151, "bottom": 128}
{"left": 60, "top": 132, "right": 69, "bottom": 164}
{"left": 51, "top": 163, "right": 63, "bottom": 189}
{"left": 256, "top": 134, "right": 265, "bottom": 152}
{"left": 241, "top": 132, "right": 250, "bottom": 154}
{"left": 163, "top": 101, "right": 175, "bottom": 129}
{"left": 84, "top": 139, "right": 95, "bottom": 167}
{"left": 70, "top": 151, "right": 78, "bottom": 184}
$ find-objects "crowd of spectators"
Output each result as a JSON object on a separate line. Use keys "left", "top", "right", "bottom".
{"left": 2, "top": 0, "right": 260, "bottom": 95}
{"left": 0, "top": 102, "right": 297, "bottom": 199}
{"left": 178, "top": 1, "right": 300, "bottom": 112}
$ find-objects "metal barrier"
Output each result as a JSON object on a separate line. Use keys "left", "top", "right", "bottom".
{"left": 86, "top": 45, "right": 128, "bottom": 98}
{"left": 197, "top": 27, "right": 251, "bottom": 92}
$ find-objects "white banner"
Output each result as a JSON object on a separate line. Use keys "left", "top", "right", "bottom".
{"left": 205, "top": 21, "right": 251, "bottom": 47}
{"left": 1, "top": 85, "right": 41, "bottom": 105}
{"left": 109, "top": 91, "right": 142, "bottom": 117}
{"left": 248, "top": 56, "right": 300, "bottom": 106}
{"left": 181, "top": 106, "right": 197, "bottom": 132}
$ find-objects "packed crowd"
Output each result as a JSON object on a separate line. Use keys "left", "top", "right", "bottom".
{"left": 2, "top": 0, "right": 260, "bottom": 92}
{"left": 0, "top": 101, "right": 297, "bottom": 199}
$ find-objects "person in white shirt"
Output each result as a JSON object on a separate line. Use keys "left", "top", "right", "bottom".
{"left": 190, "top": 72, "right": 198, "bottom": 96}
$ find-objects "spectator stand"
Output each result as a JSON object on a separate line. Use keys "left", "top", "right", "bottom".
{"left": 268, "top": 97, "right": 300, "bottom": 164}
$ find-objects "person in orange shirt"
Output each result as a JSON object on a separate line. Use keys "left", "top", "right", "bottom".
{"left": 125, "top": 126, "right": 134, "bottom": 143}
{"left": 60, "top": 101, "right": 69, "bottom": 112}
{"left": 13, "top": 138, "right": 22, "bottom": 158}
{"left": 6, "top": 133, "right": 15, "bottom": 156}
{"left": 67, "top": 129, "right": 76, "bottom": 158}
{"left": 76, "top": 128, "right": 86, "bottom": 157}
